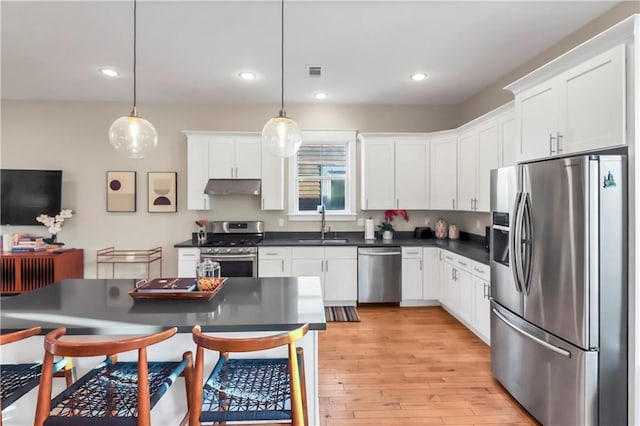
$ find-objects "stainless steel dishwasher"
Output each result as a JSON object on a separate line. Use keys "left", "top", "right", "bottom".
{"left": 357, "top": 247, "right": 401, "bottom": 303}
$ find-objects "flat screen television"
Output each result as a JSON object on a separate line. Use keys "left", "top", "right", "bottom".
{"left": 1, "top": 169, "right": 63, "bottom": 225}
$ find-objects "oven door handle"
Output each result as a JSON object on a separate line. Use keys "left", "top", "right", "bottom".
{"left": 202, "top": 254, "right": 257, "bottom": 260}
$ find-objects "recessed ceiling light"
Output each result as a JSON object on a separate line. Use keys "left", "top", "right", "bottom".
{"left": 410, "top": 72, "right": 428, "bottom": 81}
{"left": 314, "top": 92, "right": 328, "bottom": 100}
{"left": 99, "top": 68, "right": 119, "bottom": 78}
{"left": 238, "top": 71, "right": 256, "bottom": 80}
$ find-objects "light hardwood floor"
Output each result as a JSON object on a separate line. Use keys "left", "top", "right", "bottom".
{"left": 318, "top": 306, "right": 539, "bottom": 426}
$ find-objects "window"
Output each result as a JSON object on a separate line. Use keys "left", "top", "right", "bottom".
{"left": 288, "top": 130, "right": 356, "bottom": 220}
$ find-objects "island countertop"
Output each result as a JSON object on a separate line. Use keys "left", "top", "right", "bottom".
{"left": 0, "top": 277, "right": 327, "bottom": 335}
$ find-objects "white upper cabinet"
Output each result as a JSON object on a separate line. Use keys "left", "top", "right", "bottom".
{"left": 430, "top": 133, "right": 457, "bottom": 210}
{"left": 499, "top": 110, "right": 516, "bottom": 167}
{"left": 457, "top": 130, "right": 477, "bottom": 212}
{"left": 508, "top": 42, "right": 627, "bottom": 163}
{"left": 360, "top": 135, "right": 429, "bottom": 210}
{"left": 185, "top": 133, "right": 213, "bottom": 210}
{"left": 261, "top": 148, "right": 284, "bottom": 211}
{"left": 209, "top": 135, "right": 261, "bottom": 179}
{"left": 476, "top": 119, "right": 500, "bottom": 212}
{"left": 395, "top": 139, "right": 430, "bottom": 210}
{"left": 361, "top": 138, "right": 395, "bottom": 210}
{"left": 559, "top": 44, "right": 625, "bottom": 154}
{"left": 516, "top": 79, "right": 560, "bottom": 162}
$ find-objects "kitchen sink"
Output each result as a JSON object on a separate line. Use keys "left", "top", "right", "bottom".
{"left": 297, "top": 238, "right": 349, "bottom": 244}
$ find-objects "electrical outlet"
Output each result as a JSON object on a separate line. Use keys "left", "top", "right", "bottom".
{"left": 475, "top": 220, "right": 480, "bottom": 229}
{"left": 424, "top": 218, "right": 430, "bottom": 226}
{"left": 278, "top": 218, "right": 284, "bottom": 227}
{"left": 357, "top": 218, "right": 365, "bottom": 226}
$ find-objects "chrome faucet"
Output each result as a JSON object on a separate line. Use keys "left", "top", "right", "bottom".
{"left": 319, "top": 204, "right": 326, "bottom": 240}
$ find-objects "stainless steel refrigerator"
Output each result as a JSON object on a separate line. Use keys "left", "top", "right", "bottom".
{"left": 489, "top": 154, "right": 627, "bottom": 426}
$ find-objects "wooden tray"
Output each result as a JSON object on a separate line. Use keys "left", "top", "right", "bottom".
{"left": 128, "top": 277, "right": 227, "bottom": 301}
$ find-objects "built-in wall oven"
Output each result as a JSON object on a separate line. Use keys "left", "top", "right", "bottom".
{"left": 198, "top": 221, "right": 263, "bottom": 278}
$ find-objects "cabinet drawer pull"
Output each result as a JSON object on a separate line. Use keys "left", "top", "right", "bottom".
{"left": 549, "top": 133, "right": 556, "bottom": 155}
{"left": 264, "top": 252, "right": 279, "bottom": 256}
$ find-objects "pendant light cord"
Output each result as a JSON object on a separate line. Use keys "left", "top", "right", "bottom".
{"left": 132, "top": 0, "right": 138, "bottom": 114}
{"left": 280, "top": 0, "right": 285, "bottom": 115}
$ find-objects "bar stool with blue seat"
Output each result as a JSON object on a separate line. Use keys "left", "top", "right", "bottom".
{"left": 34, "top": 326, "right": 192, "bottom": 426}
{"left": 1, "top": 326, "right": 73, "bottom": 426}
{"left": 188, "top": 323, "right": 309, "bottom": 426}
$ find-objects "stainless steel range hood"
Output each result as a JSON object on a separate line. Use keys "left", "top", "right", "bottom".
{"left": 204, "top": 179, "right": 261, "bottom": 195}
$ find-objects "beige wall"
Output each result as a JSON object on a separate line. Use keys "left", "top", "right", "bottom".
{"left": 456, "top": 1, "right": 640, "bottom": 124}
{"left": 1, "top": 101, "right": 483, "bottom": 278}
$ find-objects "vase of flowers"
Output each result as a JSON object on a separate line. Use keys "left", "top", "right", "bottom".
{"left": 36, "top": 209, "right": 73, "bottom": 244}
{"left": 378, "top": 209, "right": 409, "bottom": 240}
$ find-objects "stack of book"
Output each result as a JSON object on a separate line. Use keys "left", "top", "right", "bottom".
{"left": 11, "top": 236, "right": 47, "bottom": 252}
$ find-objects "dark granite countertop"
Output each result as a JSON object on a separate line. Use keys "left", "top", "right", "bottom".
{"left": 174, "top": 231, "right": 490, "bottom": 265}
{"left": 0, "top": 277, "right": 326, "bottom": 335}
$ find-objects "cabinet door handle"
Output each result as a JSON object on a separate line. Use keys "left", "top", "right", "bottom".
{"left": 281, "top": 259, "right": 285, "bottom": 272}
{"left": 262, "top": 198, "right": 264, "bottom": 209}
{"left": 452, "top": 198, "right": 455, "bottom": 209}
{"left": 366, "top": 199, "right": 369, "bottom": 210}
{"left": 203, "top": 195, "right": 209, "bottom": 210}
{"left": 483, "top": 283, "right": 488, "bottom": 299}
{"left": 230, "top": 167, "right": 234, "bottom": 177}
{"left": 556, "top": 132, "right": 563, "bottom": 153}
{"left": 397, "top": 199, "right": 399, "bottom": 209}
{"left": 419, "top": 259, "right": 423, "bottom": 271}
{"left": 549, "top": 133, "right": 556, "bottom": 155}
{"left": 325, "top": 260, "right": 329, "bottom": 272}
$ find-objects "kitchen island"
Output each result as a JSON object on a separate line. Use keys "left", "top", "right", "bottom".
{"left": 0, "top": 277, "right": 326, "bottom": 426}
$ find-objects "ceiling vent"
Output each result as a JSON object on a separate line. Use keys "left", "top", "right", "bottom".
{"left": 307, "top": 66, "right": 323, "bottom": 78}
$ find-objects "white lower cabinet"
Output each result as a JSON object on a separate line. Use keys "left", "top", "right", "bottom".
{"left": 401, "top": 247, "right": 439, "bottom": 306}
{"left": 177, "top": 248, "right": 200, "bottom": 278}
{"left": 258, "top": 247, "right": 291, "bottom": 277}
{"left": 401, "top": 247, "right": 423, "bottom": 301}
{"left": 438, "top": 250, "right": 490, "bottom": 344}
{"left": 291, "top": 246, "right": 357, "bottom": 306}
{"left": 471, "top": 261, "right": 491, "bottom": 343}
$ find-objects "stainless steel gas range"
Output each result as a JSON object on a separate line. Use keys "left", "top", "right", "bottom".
{"left": 199, "top": 221, "right": 263, "bottom": 277}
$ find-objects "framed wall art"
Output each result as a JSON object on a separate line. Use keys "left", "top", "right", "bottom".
{"left": 106, "top": 171, "right": 136, "bottom": 212}
{"left": 148, "top": 172, "right": 177, "bottom": 213}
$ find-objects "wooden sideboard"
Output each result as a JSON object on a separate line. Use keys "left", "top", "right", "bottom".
{"left": 0, "top": 249, "right": 84, "bottom": 294}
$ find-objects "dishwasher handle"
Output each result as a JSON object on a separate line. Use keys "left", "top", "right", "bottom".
{"left": 358, "top": 251, "right": 401, "bottom": 256}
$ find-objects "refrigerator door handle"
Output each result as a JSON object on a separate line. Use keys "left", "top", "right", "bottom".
{"left": 511, "top": 192, "right": 525, "bottom": 292}
{"left": 492, "top": 308, "right": 571, "bottom": 358}
{"left": 521, "top": 192, "right": 534, "bottom": 295}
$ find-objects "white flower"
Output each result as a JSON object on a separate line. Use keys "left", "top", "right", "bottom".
{"left": 36, "top": 209, "right": 73, "bottom": 235}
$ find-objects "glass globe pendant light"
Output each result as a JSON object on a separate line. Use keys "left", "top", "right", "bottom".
{"left": 261, "top": 0, "right": 301, "bottom": 158}
{"left": 109, "top": 0, "right": 157, "bottom": 159}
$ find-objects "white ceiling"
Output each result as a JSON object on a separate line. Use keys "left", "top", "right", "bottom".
{"left": 1, "top": 1, "right": 620, "bottom": 106}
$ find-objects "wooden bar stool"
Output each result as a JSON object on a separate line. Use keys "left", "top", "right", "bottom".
{"left": 188, "top": 323, "right": 309, "bottom": 426}
{"left": 34, "top": 327, "right": 192, "bottom": 426}
{"left": 0, "top": 327, "right": 72, "bottom": 426}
